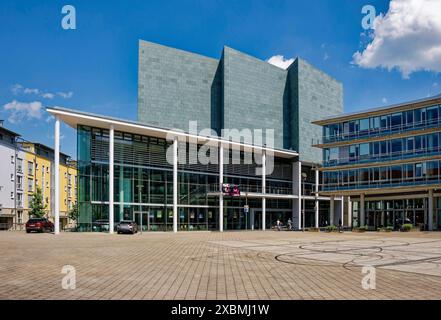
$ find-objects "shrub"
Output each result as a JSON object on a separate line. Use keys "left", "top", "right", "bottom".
{"left": 353, "top": 226, "right": 366, "bottom": 232}
{"left": 402, "top": 224, "right": 413, "bottom": 232}
{"left": 325, "top": 225, "right": 338, "bottom": 232}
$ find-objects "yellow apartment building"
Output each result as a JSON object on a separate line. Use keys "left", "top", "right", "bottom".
{"left": 17, "top": 142, "right": 77, "bottom": 229}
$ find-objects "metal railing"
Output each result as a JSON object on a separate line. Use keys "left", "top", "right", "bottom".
{"left": 322, "top": 117, "right": 441, "bottom": 144}
{"left": 321, "top": 177, "right": 441, "bottom": 192}
{"left": 324, "top": 146, "right": 441, "bottom": 167}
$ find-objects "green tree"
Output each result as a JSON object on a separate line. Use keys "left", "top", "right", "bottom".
{"left": 29, "top": 187, "right": 47, "bottom": 218}
{"left": 68, "top": 203, "right": 78, "bottom": 222}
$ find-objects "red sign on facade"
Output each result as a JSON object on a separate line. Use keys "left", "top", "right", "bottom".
{"left": 221, "top": 183, "right": 240, "bottom": 196}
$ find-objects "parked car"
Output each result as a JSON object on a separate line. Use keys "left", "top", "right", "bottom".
{"left": 92, "top": 219, "right": 110, "bottom": 232}
{"left": 26, "top": 218, "right": 54, "bottom": 233}
{"left": 117, "top": 220, "right": 138, "bottom": 234}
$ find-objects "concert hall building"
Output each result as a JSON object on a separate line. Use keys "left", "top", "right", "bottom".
{"left": 47, "top": 40, "right": 343, "bottom": 233}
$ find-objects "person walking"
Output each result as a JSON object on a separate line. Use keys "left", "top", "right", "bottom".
{"left": 276, "top": 219, "right": 281, "bottom": 231}
{"left": 338, "top": 218, "right": 343, "bottom": 233}
{"left": 287, "top": 218, "right": 292, "bottom": 231}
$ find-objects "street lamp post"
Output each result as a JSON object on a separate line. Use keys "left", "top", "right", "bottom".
{"left": 301, "top": 172, "right": 307, "bottom": 232}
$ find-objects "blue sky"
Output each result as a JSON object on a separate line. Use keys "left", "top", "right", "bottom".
{"left": 1, "top": 0, "right": 440, "bottom": 158}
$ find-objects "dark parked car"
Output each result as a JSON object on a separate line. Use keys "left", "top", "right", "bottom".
{"left": 26, "top": 218, "right": 54, "bottom": 233}
{"left": 117, "top": 221, "right": 138, "bottom": 234}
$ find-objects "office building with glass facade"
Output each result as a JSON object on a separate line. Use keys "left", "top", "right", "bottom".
{"left": 313, "top": 94, "right": 441, "bottom": 230}
{"left": 46, "top": 40, "right": 344, "bottom": 233}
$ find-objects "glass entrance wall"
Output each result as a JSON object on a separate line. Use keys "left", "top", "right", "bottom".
{"left": 354, "top": 198, "right": 427, "bottom": 230}
{"left": 77, "top": 125, "right": 295, "bottom": 232}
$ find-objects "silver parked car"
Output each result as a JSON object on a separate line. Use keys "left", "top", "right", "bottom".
{"left": 116, "top": 220, "right": 138, "bottom": 234}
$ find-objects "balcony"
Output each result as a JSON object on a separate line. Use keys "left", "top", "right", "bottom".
{"left": 322, "top": 117, "right": 441, "bottom": 145}
{"left": 321, "top": 177, "right": 441, "bottom": 192}
{"left": 324, "top": 146, "right": 441, "bottom": 167}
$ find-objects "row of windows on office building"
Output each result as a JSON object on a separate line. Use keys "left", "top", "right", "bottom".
{"left": 323, "top": 104, "right": 441, "bottom": 143}
{"left": 324, "top": 131, "right": 441, "bottom": 166}
{"left": 322, "top": 160, "right": 441, "bottom": 191}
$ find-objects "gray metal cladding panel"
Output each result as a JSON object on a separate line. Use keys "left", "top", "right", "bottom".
{"left": 138, "top": 40, "right": 221, "bottom": 132}
{"left": 296, "top": 59, "right": 343, "bottom": 164}
{"left": 222, "top": 47, "right": 287, "bottom": 150}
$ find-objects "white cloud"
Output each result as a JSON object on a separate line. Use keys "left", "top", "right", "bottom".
{"left": 382, "top": 97, "right": 388, "bottom": 104}
{"left": 23, "top": 87, "right": 40, "bottom": 95}
{"left": 352, "top": 0, "right": 441, "bottom": 78}
{"left": 267, "top": 55, "right": 295, "bottom": 70}
{"left": 42, "top": 93, "right": 55, "bottom": 99}
{"left": 11, "top": 84, "right": 23, "bottom": 95}
{"left": 10, "top": 84, "right": 73, "bottom": 99}
{"left": 57, "top": 91, "right": 73, "bottom": 99}
{"left": 3, "top": 100, "right": 44, "bottom": 124}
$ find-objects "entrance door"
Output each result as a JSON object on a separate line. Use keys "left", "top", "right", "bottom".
{"left": 226, "top": 208, "right": 248, "bottom": 230}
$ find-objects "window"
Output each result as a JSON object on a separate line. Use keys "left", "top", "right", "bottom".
{"left": 10, "top": 173, "right": 14, "bottom": 182}
{"left": 371, "top": 141, "right": 380, "bottom": 158}
{"left": 349, "top": 145, "right": 358, "bottom": 161}
{"left": 11, "top": 155, "right": 14, "bottom": 164}
{"left": 339, "top": 146, "right": 349, "bottom": 164}
{"left": 415, "top": 135, "right": 426, "bottom": 154}
{"left": 17, "top": 158, "right": 23, "bottom": 173}
{"left": 405, "top": 110, "right": 414, "bottom": 128}
{"left": 405, "top": 164, "right": 414, "bottom": 180}
{"left": 28, "top": 178, "right": 34, "bottom": 192}
{"left": 380, "top": 141, "right": 388, "bottom": 158}
{"left": 359, "top": 169, "right": 369, "bottom": 184}
{"left": 28, "top": 161, "right": 34, "bottom": 176}
{"left": 329, "top": 148, "right": 338, "bottom": 164}
{"left": 427, "top": 161, "right": 439, "bottom": 180}
{"left": 380, "top": 166, "right": 388, "bottom": 182}
{"left": 17, "top": 176, "right": 23, "bottom": 190}
{"left": 10, "top": 192, "right": 14, "bottom": 199}
{"left": 391, "top": 113, "right": 402, "bottom": 131}
{"left": 17, "top": 211, "right": 23, "bottom": 224}
{"left": 415, "top": 163, "right": 426, "bottom": 179}
{"left": 391, "top": 139, "right": 402, "bottom": 154}
{"left": 360, "top": 143, "right": 369, "bottom": 158}
{"left": 371, "top": 117, "right": 381, "bottom": 132}
{"left": 380, "top": 115, "right": 389, "bottom": 130}
{"left": 427, "top": 133, "right": 439, "bottom": 152}
{"left": 427, "top": 106, "right": 438, "bottom": 125}
{"left": 406, "top": 137, "right": 414, "bottom": 153}
{"left": 414, "top": 108, "right": 426, "bottom": 126}
{"left": 359, "top": 118, "right": 369, "bottom": 133}
{"left": 16, "top": 193, "right": 23, "bottom": 207}
{"left": 391, "top": 165, "right": 402, "bottom": 181}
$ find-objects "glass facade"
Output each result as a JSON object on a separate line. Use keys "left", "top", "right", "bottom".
{"left": 351, "top": 198, "right": 429, "bottom": 230}
{"left": 323, "top": 160, "right": 441, "bottom": 191}
{"left": 324, "top": 132, "right": 441, "bottom": 167}
{"left": 317, "top": 98, "right": 441, "bottom": 230}
{"left": 323, "top": 103, "right": 441, "bottom": 143}
{"left": 77, "top": 125, "right": 297, "bottom": 232}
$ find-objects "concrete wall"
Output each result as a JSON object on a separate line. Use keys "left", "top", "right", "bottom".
{"left": 138, "top": 40, "right": 221, "bottom": 132}
{"left": 222, "top": 47, "right": 287, "bottom": 149}
{"left": 137, "top": 41, "right": 343, "bottom": 164}
{"left": 290, "top": 59, "right": 343, "bottom": 163}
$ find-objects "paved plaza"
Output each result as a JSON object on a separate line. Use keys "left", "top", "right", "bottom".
{"left": 1, "top": 230, "right": 441, "bottom": 300}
